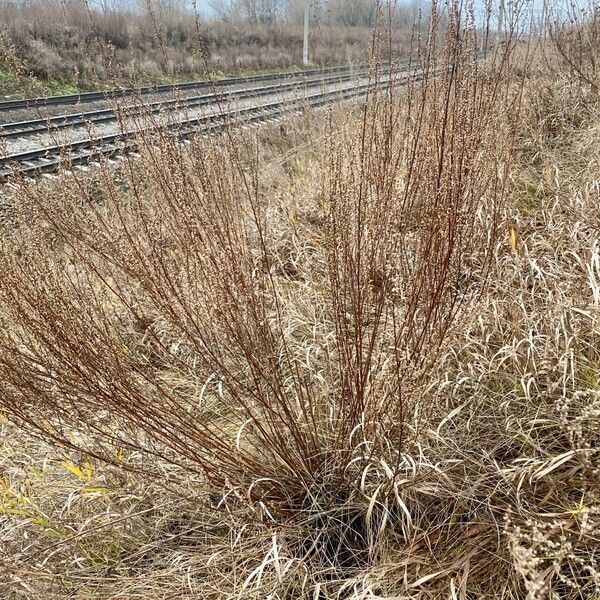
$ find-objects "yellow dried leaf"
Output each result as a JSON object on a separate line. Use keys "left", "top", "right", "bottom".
{"left": 62, "top": 460, "right": 86, "bottom": 480}
{"left": 509, "top": 227, "right": 517, "bottom": 251}
{"left": 84, "top": 458, "right": 94, "bottom": 481}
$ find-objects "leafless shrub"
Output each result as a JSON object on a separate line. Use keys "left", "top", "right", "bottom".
{"left": 7, "top": 2, "right": 600, "bottom": 598}
{"left": 548, "top": 2, "right": 599, "bottom": 93}
{"left": 0, "top": 2, "right": 526, "bottom": 595}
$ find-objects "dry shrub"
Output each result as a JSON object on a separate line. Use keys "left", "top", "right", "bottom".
{"left": 0, "top": 3, "right": 521, "bottom": 595}
{"left": 519, "top": 3, "right": 600, "bottom": 151}
{"left": 4, "top": 2, "right": 598, "bottom": 599}
{"left": 548, "top": 2, "right": 600, "bottom": 93}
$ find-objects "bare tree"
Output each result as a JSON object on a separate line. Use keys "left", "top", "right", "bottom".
{"left": 324, "top": 0, "right": 377, "bottom": 27}
{"left": 239, "top": 0, "right": 288, "bottom": 23}
{"left": 210, "top": 0, "right": 288, "bottom": 23}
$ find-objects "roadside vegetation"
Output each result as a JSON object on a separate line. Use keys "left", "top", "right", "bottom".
{"left": 0, "top": 0, "right": 599, "bottom": 598}
{"left": 0, "top": 0, "right": 418, "bottom": 98}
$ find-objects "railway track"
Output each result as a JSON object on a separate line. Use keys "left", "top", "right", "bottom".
{"left": 0, "top": 65, "right": 361, "bottom": 113}
{"left": 0, "top": 73, "right": 400, "bottom": 182}
{"left": 0, "top": 67, "right": 383, "bottom": 139}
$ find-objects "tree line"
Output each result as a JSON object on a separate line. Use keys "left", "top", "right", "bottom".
{"left": 209, "top": 0, "right": 423, "bottom": 27}
{"left": 53, "top": 0, "right": 423, "bottom": 28}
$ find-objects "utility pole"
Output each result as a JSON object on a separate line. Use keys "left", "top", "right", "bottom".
{"left": 303, "top": 0, "right": 310, "bottom": 66}
{"left": 541, "top": 0, "right": 549, "bottom": 36}
{"left": 497, "top": 0, "right": 505, "bottom": 36}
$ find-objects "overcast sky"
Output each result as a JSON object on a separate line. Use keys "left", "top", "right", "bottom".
{"left": 192, "top": 0, "right": 213, "bottom": 16}
{"left": 181, "top": 0, "right": 579, "bottom": 21}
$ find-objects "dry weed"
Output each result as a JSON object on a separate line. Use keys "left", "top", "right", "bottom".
{"left": 1, "top": 1, "right": 598, "bottom": 598}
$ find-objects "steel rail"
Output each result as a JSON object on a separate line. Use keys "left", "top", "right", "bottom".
{"left": 0, "top": 67, "right": 387, "bottom": 138}
{"left": 0, "top": 64, "right": 366, "bottom": 112}
{"left": 0, "top": 74, "right": 403, "bottom": 182}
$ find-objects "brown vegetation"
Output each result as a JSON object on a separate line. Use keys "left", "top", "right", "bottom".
{"left": 0, "top": 0, "right": 415, "bottom": 94}
{"left": 0, "top": 1, "right": 599, "bottom": 598}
